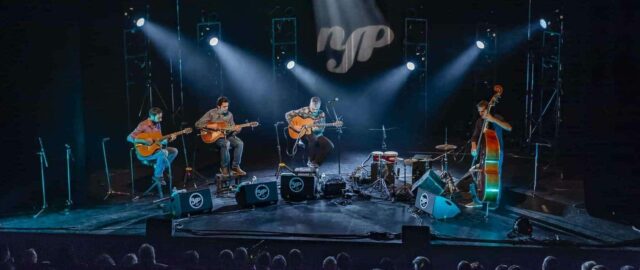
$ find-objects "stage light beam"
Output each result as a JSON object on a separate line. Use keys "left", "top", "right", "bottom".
{"left": 209, "top": 37, "right": 219, "bottom": 46}
{"left": 476, "top": 40, "right": 485, "bottom": 49}
{"left": 136, "top": 18, "right": 145, "bottom": 27}
{"left": 539, "top": 19, "right": 548, "bottom": 29}
{"left": 286, "top": 60, "right": 296, "bottom": 70}
{"left": 406, "top": 62, "right": 416, "bottom": 71}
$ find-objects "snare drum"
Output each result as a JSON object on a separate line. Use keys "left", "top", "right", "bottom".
{"left": 382, "top": 151, "right": 398, "bottom": 163}
{"left": 371, "top": 151, "right": 383, "bottom": 162}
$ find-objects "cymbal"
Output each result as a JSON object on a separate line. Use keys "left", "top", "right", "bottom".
{"left": 435, "top": 144, "right": 457, "bottom": 151}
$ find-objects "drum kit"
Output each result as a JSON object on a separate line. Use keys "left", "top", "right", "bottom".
{"left": 353, "top": 143, "right": 460, "bottom": 200}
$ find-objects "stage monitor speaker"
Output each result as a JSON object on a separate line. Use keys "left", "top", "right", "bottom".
{"left": 170, "top": 189, "right": 213, "bottom": 218}
{"left": 146, "top": 215, "right": 174, "bottom": 238}
{"left": 235, "top": 181, "right": 279, "bottom": 208}
{"left": 280, "top": 173, "right": 317, "bottom": 201}
{"left": 414, "top": 188, "right": 460, "bottom": 219}
{"left": 412, "top": 169, "right": 445, "bottom": 195}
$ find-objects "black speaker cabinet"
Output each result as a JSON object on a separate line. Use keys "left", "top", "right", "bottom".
{"left": 280, "top": 173, "right": 317, "bottom": 201}
{"left": 170, "top": 189, "right": 213, "bottom": 218}
{"left": 235, "top": 181, "right": 279, "bottom": 207}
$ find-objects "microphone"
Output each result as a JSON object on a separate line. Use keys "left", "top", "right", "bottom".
{"left": 327, "top": 97, "right": 339, "bottom": 103}
{"left": 102, "top": 137, "right": 111, "bottom": 142}
{"left": 275, "top": 121, "right": 285, "bottom": 125}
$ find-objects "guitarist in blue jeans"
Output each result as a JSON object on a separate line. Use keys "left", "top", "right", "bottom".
{"left": 195, "top": 96, "right": 246, "bottom": 177}
{"left": 127, "top": 107, "right": 178, "bottom": 186}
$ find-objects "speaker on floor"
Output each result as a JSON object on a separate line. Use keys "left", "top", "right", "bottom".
{"left": 280, "top": 173, "right": 317, "bottom": 201}
{"left": 414, "top": 188, "right": 460, "bottom": 219}
{"left": 412, "top": 169, "right": 445, "bottom": 195}
{"left": 170, "top": 188, "right": 213, "bottom": 218}
{"left": 235, "top": 180, "right": 279, "bottom": 207}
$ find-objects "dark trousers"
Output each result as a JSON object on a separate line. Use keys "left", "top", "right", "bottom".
{"left": 214, "top": 135, "right": 244, "bottom": 168}
{"left": 304, "top": 134, "right": 334, "bottom": 165}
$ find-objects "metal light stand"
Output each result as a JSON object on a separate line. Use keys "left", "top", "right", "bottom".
{"left": 102, "top": 138, "right": 130, "bottom": 200}
{"left": 64, "top": 144, "right": 73, "bottom": 213}
{"left": 34, "top": 137, "right": 49, "bottom": 218}
{"left": 274, "top": 122, "right": 293, "bottom": 177}
{"left": 532, "top": 142, "right": 552, "bottom": 197}
{"left": 328, "top": 100, "right": 343, "bottom": 176}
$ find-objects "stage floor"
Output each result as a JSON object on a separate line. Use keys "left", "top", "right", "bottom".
{"left": 0, "top": 152, "right": 638, "bottom": 249}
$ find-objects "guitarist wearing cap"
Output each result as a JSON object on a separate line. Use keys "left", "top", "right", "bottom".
{"left": 195, "top": 96, "right": 247, "bottom": 177}
{"left": 127, "top": 107, "right": 179, "bottom": 186}
{"left": 285, "top": 96, "right": 343, "bottom": 168}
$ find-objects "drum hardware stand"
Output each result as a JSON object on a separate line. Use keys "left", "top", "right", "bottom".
{"left": 395, "top": 158, "right": 412, "bottom": 195}
{"left": 102, "top": 138, "right": 131, "bottom": 200}
{"left": 64, "top": 144, "right": 74, "bottom": 213}
{"left": 274, "top": 121, "right": 293, "bottom": 177}
{"left": 367, "top": 161, "right": 391, "bottom": 200}
{"left": 34, "top": 137, "right": 49, "bottom": 219}
{"left": 368, "top": 125, "right": 397, "bottom": 151}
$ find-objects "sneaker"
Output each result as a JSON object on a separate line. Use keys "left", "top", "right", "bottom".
{"left": 152, "top": 176, "right": 166, "bottom": 186}
{"left": 220, "top": 167, "right": 230, "bottom": 177}
{"left": 464, "top": 201, "right": 483, "bottom": 208}
{"left": 231, "top": 166, "right": 247, "bottom": 176}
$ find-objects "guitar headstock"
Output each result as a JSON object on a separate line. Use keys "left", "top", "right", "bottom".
{"left": 334, "top": 120, "right": 344, "bottom": 127}
{"left": 249, "top": 121, "right": 260, "bottom": 127}
{"left": 183, "top": 127, "right": 193, "bottom": 134}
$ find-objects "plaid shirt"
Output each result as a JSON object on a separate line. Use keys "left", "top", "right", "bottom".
{"left": 127, "top": 119, "right": 161, "bottom": 142}
{"left": 285, "top": 106, "right": 327, "bottom": 136}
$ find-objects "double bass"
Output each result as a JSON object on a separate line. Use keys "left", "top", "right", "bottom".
{"left": 470, "top": 85, "right": 503, "bottom": 204}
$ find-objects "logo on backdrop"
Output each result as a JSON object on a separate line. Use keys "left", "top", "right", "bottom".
{"left": 419, "top": 192, "right": 431, "bottom": 210}
{"left": 289, "top": 177, "right": 304, "bottom": 193}
{"left": 255, "top": 184, "right": 270, "bottom": 200}
{"left": 189, "top": 193, "right": 204, "bottom": 209}
{"left": 317, "top": 25, "right": 394, "bottom": 73}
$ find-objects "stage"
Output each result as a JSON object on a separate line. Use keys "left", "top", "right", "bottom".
{"left": 1, "top": 152, "right": 637, "bottom": 251}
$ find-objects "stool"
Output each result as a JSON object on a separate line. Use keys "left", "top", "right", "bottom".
{"left": 129, "top": 147, "right": 172, "bottom": 200}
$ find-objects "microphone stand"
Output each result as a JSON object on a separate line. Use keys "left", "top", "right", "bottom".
{"left": 328, "top": 101, "right": 343, "bottom": 176}
{"left": 102, "top": 138, "right": 130, "bottom": 200}
{"left": 34, "top": 137, "right": 49, "bottom": 218}
{"left": 64, "top": 144, "right": 73, "bottom": 213}
{"left": 274, "top": 122, "right": 293, "bottom": 177}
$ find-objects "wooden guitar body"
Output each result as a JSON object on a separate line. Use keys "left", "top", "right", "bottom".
{"left": 476, "top": 129, "right": 501, "bottom": 202}
{"left": 134, "top": 132, "right": 163, "bottom": 157}
{"left": 288, "top": 116, "right": 316, "bottom": 139}
{"left": 200, "top": 122, "right": 228, "bottom": 143}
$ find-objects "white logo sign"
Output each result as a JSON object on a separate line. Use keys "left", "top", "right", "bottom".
{"left": 419, "top": 192, "right": 430, "bottom": 210}
{"left": 317, "top": 25, "right": 394, "bottom": 73}
{"left": 289, "top": 177, "right": 304, "bottom": 193}
{"left": 189, "top": 193, "right": 204, "bottom": 209}
{"left": 255, "top": 184, "right": 270, "bottom": 201}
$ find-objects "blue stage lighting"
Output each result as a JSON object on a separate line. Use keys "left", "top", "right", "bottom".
{"left": 209, "top": 37, "right": 219, "bottom": 46}
{"left": 476, "top": 40, "right": 485, "bottom": 49}
{"left": 539, "top": 19, "right": 548, "bottom": 29}
{"left": 286, "top": 60, "right": 296, "bottom": 70}
{"left": 135, "top": 18, "right": 145, "bottom": 27}
{"left": 406, "top": 62, "right": 415, "bottom": 71}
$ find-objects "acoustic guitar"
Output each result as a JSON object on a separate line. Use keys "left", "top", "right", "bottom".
{"left": 470, "top": 85, "right": 503, "bottom": 203}
{"left": 134, "top": 128, "right": 193, "bottom": 157}
{"left": 200, "top": 121, "right": 259, "bottom": 143}
{"left": 287, "top": 116, "right": 343, "bottom": 139}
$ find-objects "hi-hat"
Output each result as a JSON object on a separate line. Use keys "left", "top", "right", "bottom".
{"left": 435, "top": 144, "right": 457, "bottom": 151}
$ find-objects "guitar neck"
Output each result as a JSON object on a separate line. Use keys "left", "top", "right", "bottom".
{"left": 159, "top": 130, "right": 187, "bottom": 141}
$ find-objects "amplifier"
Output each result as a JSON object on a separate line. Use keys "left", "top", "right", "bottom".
{"left": 235, "top": 180, "right": 279, "bottom": 207}
{"left": 280, "top": 173, "right": 317, "bottom": 201}
{"left": 170, "top": 188, "right": 213, "bottom": 218}
{"left": 321, "top": 174, "right": 346, "bottom": 198}
{"left": 294, "top": 167, "right": 318, "bottom": 177}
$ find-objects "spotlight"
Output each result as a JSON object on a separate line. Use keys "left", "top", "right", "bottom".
{"left": 209, "top": 37, "right": 219, "bottom": 46}
{"left": 135, "top": 18, "right": 145, "bottom": 27}
{"left": 475, "top": 40, "right": 485, "bottom": 49}
{"left": 286, "top": 60, "right": 296, "bottom": 70}
{"left": 539, "top": 19, "right": 548, "bottom": 29}
{"left": 406, "top": 62, "right": 416, "bottom": 71}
